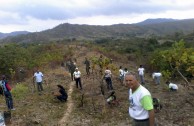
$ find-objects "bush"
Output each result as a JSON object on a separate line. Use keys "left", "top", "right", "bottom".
{"left": 11, "top": 83, "right": 29, "bottom": 99}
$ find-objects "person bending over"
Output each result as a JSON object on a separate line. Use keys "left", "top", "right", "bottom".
{"left": 54, "top": 85, "right": 68, "bottom": 102}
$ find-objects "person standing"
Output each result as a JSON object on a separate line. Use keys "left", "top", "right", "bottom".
{"left": 104, "top": 67, "right": 113, "bottom": 90}
{"left": 119, "top": 66, "right": 124, "bottom": 84}
{"left": 84, "top": 57, "right": 90, "bottom": 75}
{"left": 0, "top": 75, "right": 15, "bottom": 110}
{"left": 73, "top": 68, "right": 82, "bottom": 90}
{"left": 69, "top": 60, "right": 76, "bottom": 81}
{"left": 138, "top": 65, "right": 145, "bottom": 84}
{"left": 125, "top": 72, "right": 155, "bottom": 126}
{"left": 33, "top": 69, "right": 44, "bottom": 92}
{"left": 152, "top": 72, "right": 162, "bottom": 85}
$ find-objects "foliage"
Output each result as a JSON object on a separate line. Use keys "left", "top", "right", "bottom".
{"left": 11, "top": 83, "right": 29, "bottom": 99}
{"left": 150, "top": 40, "right": 194, "bottom": 81}
{"left": 0, "top": 43, "right": 70, "bottom": 79}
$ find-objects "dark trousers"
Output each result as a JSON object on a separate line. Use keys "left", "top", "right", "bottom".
{"left": 57, "top": 95, "right": 67, "bottom": 102}
{"left": 71, "top": 72, "right": 74, "bottom": 81}
{"left": 105, "top": 77, "right": 113, "bottom": 90}
{"left": 75, "top": 78, "right": 82, "bottom": 89}
{"left": 86, "top": 67, "right": 90, "bottom": 75}
{"left": 170, "top": 88, "right": 177, "bottom": 91}
{"left": 37, "top": 82, "right": 43, "bottom": 91}
{"left": 132, "top": 119, "right": 149, "bottom": 126}
{"left": 4, "top": 91, "right": 13, "bottom": 110}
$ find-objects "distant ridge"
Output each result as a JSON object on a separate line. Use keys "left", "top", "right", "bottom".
{"left": 1, "top": 18, "right": 194, "bottom": 43}
{"left": 135, "top": 18, "right": 178, "bottom": 25}
{"left": 0, "top": 31, "right": 30, "bottom": 39}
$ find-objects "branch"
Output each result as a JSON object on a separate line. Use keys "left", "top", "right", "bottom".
{"left": 176, "top": 68, "right": 190, "bottom": 86}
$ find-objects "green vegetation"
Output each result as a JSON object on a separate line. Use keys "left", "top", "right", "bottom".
{"left": 150, "top": 40, "right": 194, "bottom": 84}
{"left": 86, "top": 36, "right": 194, "bottom": 83}
{"left": 0, "top": 42, "right": 72, "bottom": 80}
{"left": 11, "top": 83, "right": 29, "bottom": 99}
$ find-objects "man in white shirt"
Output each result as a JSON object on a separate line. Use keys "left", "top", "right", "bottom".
{"left": 33, "top": 70, "right": 44, "bottom": 92}
{"left": 166, "top": 81, "right": 178, "bottom": 91}
{"left": 73, "top": 68, "right": 82, "bottom": 90}
{"left": 138, "top": 65, "right": 145, "bottom": 84}
{"left": 125, "top": 72, "right": 155, "bottom": 126}
{"left": 152, "top": 72, "right": 162, "bottom": 85}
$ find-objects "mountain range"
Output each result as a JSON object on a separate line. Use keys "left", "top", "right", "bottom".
{"left": 1, "top": 18, "right": 194, "bottom": 43}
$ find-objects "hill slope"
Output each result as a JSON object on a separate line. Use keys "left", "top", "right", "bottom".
{"left": 1, "top": 18, "right": 194, "bottom": 43}
{"left": 1, "top": 45, "right": 194, "bottom": 126}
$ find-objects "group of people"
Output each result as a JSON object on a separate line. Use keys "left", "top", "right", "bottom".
{"left": 1, "top": 53, "right": 180, "bottom": 126}
{"left": 33, "top": 69, "right": 68, "bottom": 102}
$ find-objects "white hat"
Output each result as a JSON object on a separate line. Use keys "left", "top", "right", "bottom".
{"left": 75, "top": 68, "right": 78, "bottom": 70}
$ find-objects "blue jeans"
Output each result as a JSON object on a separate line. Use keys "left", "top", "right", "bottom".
{"left": 139, "top": 75, "right": 145, "bottom": 84}
{"left": 154, "top": 76, "right": 160, "bottom": 84}
{"left": 4, "top": 91, "right": 13, "bottom": 110}
{"left": 105, "top": 77, "right": 113, "bottom": 90}
{"left": 75, "top": 78, "right": 82, "bottom": 89}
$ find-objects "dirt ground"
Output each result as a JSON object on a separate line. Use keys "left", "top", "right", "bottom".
{"left": 1, "top": 45, "right": 194, "bottom": 126}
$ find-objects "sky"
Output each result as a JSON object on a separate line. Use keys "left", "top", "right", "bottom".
{"left": 1, "top": 0, "right": 194, "bottom": 33}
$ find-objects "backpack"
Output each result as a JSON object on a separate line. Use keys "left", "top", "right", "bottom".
{"left": 153, "top": 98, "right": 162, "bottom": 112}
{"left": 0, "top": 80, "right": 11, "bottom": 92}
{"left": 0, "top": 81, "right": 4, "bottom": 95}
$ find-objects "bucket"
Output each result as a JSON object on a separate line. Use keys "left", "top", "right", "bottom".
{"left": 0, "top": 112, "right": 5, "bottom": 126}
{"left": 4, "top": 111, "right": 11, "bottom": 124}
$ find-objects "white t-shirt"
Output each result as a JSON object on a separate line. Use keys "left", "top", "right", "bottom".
{"left": 169, "top": 83, "right": 178, "bottom": 90}
{"left": 138, "top": 68, "right": 144, "bottom": 75}
{"left": 119, "top": 69, "right": 124, "bottom": 76}
{"left": 105, "top": 69, "right": 111, "bottom": 78}
{"left": 129, "top": 85, "right": 153, "bottom": 120}
{"left": 152, "top": 72, "right": 162, "bottom": 79}
{"left": 34, "top": 72, "right": 43, "bottom": 82}
{"left": 123, "top": 71, "right": 128, "bottom": 77}
{"left": 73, "top": 71, "right": 81, "bottom": 78}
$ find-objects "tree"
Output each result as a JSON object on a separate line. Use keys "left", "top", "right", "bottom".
{"left": 150, "top": 40, "right": 194, "bottom": 85}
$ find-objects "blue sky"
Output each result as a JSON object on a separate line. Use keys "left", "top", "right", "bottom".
{"left": 1, "top": 0, "right": 194, "bottom": 33}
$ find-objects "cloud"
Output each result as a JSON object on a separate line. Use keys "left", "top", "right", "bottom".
{"left": 1, "top": 0, "right": 194, "bottom": 32}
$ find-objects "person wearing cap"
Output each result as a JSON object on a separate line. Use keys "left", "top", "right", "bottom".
{"left": 73, "top": 68, "right": 82, "bottom": 90}
{"left": 0, "top": 75, "right": 15, "bottom": 110}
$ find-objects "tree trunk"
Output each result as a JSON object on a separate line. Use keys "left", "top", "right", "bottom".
{"left": 176, "top": 68, "right": 190, "bottom": 86}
